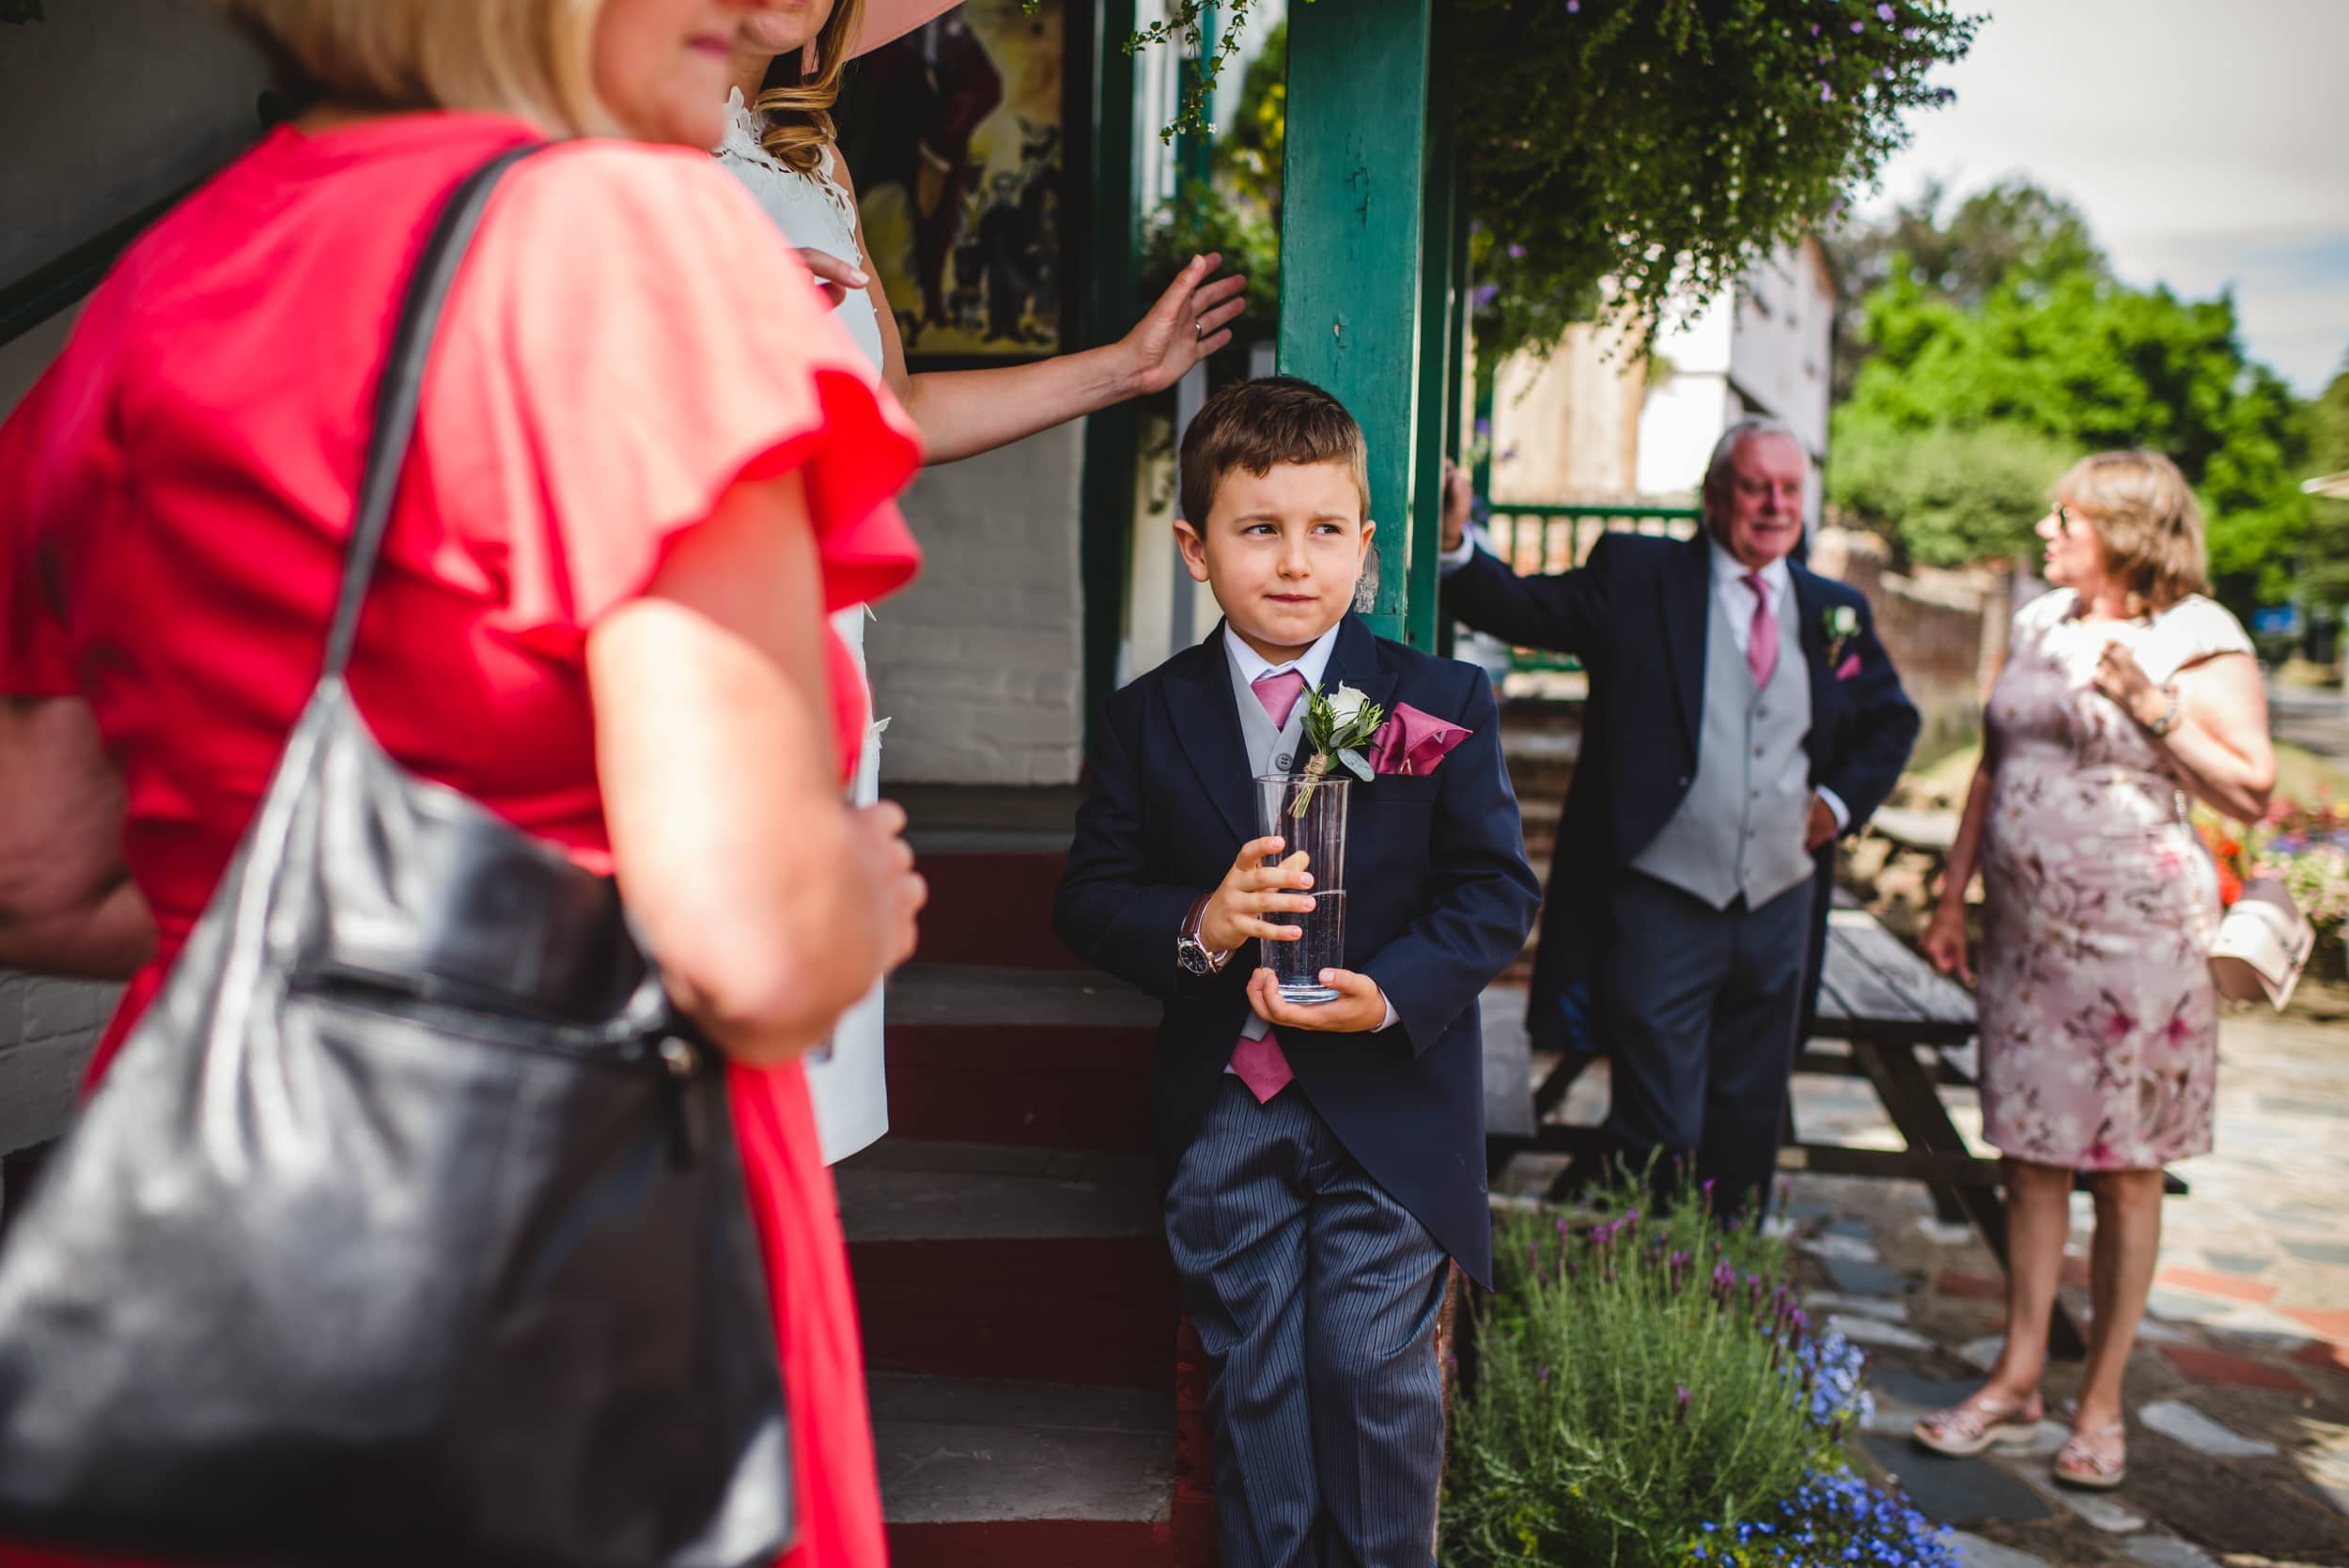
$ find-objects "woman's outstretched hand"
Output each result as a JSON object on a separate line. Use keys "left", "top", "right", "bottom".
{"left": 1118, "top": 253, "right": 1248, "bottom": 396}
{"left": 795, "top": 247, "right": 870, "bottom": 312}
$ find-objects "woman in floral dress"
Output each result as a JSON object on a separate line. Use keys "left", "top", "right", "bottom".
{"left": 1914, "top": 451, "right": 2275, "bottom": 1490}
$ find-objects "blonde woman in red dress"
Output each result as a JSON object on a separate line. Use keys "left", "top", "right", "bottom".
{"left": 0, "top": 1, "right": 922, "bottom": 1563}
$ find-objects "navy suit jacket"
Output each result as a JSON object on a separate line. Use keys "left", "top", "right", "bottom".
{"left": 1053, "top": 615, "right": 1541, "bottom": 1288}
{"left": 1442, "top": 532, "right": 1921, "bottom": 1056}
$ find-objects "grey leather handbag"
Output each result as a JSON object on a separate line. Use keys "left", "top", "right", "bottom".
{"left": 0, "top": 147, "right": 791, "bottom": 1568}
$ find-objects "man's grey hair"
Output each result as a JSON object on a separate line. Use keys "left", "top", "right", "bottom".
{"left": 1702, "top": 416, "right": 1807, "bottom": 507}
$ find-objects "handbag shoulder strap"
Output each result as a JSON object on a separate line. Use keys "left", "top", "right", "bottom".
{"left": 320, "top": 141, "right": 549, "bottom": 682}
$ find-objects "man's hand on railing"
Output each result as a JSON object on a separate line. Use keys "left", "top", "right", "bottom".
{"left": 1440, "top": 459, "right": 1473, "bottom": 553}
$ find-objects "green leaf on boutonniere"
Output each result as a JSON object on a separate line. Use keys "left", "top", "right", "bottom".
{"left": 1335, "top": 747, "right": 1375, "bottom": 783}
{"left": 1289, "top": 681, "right": 1388, "bottom": 816}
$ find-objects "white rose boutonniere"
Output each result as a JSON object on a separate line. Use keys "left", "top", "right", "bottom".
{"left": 1290, "top": 681, "right": 1386, "bottom": 817}
{"left": 1822, "top": 605, "right": 1859, "bottom": 666}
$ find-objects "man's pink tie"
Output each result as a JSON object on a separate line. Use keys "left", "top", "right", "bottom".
{"left": 1742, "top": 573, "right": 1779, "bottom": 691}
{"left": 1230, "top": 668, "right": 1307, "bottom": 1102}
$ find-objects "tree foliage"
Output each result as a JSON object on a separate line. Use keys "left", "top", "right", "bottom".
{"left": 1827, "top": 187, "right": 2322, "bottom": 612}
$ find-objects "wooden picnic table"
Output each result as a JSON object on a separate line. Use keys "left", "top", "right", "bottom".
{"left": 1486, "top": 905, "right": 2187, "bottom": 1358}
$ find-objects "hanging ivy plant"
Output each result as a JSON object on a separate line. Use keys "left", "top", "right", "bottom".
{"left": 1106, "top": 0, "right": 1976, "bottom": 364}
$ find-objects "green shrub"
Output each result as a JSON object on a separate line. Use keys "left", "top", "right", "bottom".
{"left": 1444, "top": 1181, "right": 1877, "bottom": 1567}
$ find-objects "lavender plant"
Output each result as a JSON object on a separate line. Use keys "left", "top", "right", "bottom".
{"left": 1443, "top": 1177, "right": 1902, "bottom": 1567}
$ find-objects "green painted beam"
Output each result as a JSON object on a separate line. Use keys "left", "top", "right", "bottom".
{"left": 1275, "top": 0, "right": 1434, "bottom": 646}
{"left": 1405, "top": 28, "right": 1459, "bottom": 655}
{"left": 1079, "top": 0, "right": 1143, "bottom": 735}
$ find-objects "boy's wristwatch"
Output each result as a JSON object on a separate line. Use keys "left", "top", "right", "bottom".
{"left": 1176, "top": 894, "right": 1235, "bottom": 976}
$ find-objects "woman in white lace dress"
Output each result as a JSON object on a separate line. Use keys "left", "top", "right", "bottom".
{"left": 719, "top": 0, "right": 1246, "bottom": 1163}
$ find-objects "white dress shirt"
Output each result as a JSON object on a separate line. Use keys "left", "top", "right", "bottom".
{"left": 1218, "top": 621, "right": 1398, "bottom": 1032}
{"left": 1438, "top": 529, "right": 1846, "bottom": 831}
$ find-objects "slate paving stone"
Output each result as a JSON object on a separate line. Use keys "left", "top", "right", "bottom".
{"left": 1804, "top": 1289, "right": 1909, "bottom": 1322}
{"left": 1957, "top": 1335, "right": 2005, "bottom": 1372}
{"left": 1873, "top": 1368, "right": 1987, "bottom": 1409}
{"left": 1828, "top": 1312, "right": 1935, "bottom": 1351}
{"left": 2310, "top": 1479, "right": 2349, "bottom": 1521}
{"left": 2017, "top": 1468, "right": 2146, "bottom": 1532}
{"left": 1821, "top": 1254, "right": 1909, "bottom": 1297}
{"left": 2136, "top": 1398, "right": 2279, "bottom": 1458}
{"left": 2200, "top": 1250, "right": 2274, "bottom": 1277}
{"left": 1936, "top": 1268, "right": 2007, "bottom": 1301}
{"left": 2282, "top": 1238, "right": 2349, "bottom": 1267}
{"left": 1950, "top": 1532, "right": 2048, "bottom": 1568}
{"left": 1825, "top": 1217, "right": 1875, "bottom": 1240}
{"left": 2256, "top": 1094, "right": 2349, "bottom": 1120}
{"left": 1799, "top": 1233, "right": 1882, "bottom": 1263}
{"left": 1782, "top": 1195, "right": 1835, "bottom": 1221}
{"left": 1860, "top": 1436, "right": 2053, "bottom": 1525}
{"left": 2120, "top": 1537, "right": 2220, "bottom": 1568}
{"left": 1917, "top": 1218, "right": 1977, "bottom": 1246}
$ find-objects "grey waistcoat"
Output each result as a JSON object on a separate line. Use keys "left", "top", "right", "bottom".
{"left": 1226, "top": 643, "right": 1312, "bottom": 1043}
{"left": 1628, "top": 583, "right": 1814, "bottom": 910}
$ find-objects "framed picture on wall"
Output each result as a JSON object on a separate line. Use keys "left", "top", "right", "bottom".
{"left": 835, "top": 0, "right": 1069, "bottom": 366}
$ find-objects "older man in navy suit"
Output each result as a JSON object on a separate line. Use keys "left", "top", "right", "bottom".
{"left": 1440, "top": 418, "right": 1920, "bottom": 1220}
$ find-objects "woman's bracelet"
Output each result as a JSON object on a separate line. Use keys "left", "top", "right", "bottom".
{"left": 2139, "top": 683, "right": 2182, "bottom": 738}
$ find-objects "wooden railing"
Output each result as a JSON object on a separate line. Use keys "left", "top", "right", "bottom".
{"left": 1478, "top": 503, "right": 1701, "bottom": 672}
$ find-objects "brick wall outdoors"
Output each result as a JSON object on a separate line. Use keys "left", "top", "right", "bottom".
{"left": 866, "top": 422, "right": 1087, "bottom": 786}
{"left": 1811, "top": 527, "right": 2010, "bottom": 767}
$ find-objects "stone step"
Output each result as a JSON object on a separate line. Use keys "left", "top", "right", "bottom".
{"left": 841, "top": 1137, "right": 1178, "bottom": 1390}
{"left": 883, "top": 963, "right": 1157, "bottom": 1149}
{"left": 873, "top": 1372, "right": 1175, "bottom": 1568}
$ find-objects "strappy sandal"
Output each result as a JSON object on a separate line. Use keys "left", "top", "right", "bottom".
{"left": 1911, "top": 1390, "right": 2046, "bottom": 1457}
{"left": 2053, "top": 1419, "right": 2127, "bottom": 1491}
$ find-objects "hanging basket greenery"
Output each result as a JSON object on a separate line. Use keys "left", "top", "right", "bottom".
{"left": 1114, "top": 0, "right": 1978, "bottom": 365}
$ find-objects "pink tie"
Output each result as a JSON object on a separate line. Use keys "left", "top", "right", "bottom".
{"left": 1230, "top": 668, "right": 1304, "bottom": 1102}
{"left": 1252, "top": 669, "right": 1308, "bottom": 729}
{"left": 1742, "top": 574, "right": 1778, "bottom": 690}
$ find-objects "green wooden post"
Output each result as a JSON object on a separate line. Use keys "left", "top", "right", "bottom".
{"left": 1080, "top": 0, "right": 1143, "bottom": 734}
{"left": 1275, "top": 0, "right": 1435, "bottom": 646}
{"left": 1435, "top": 153, "right": 1470, "bottom": 660}
{"left": 1405, "top": 27, "right": 1459, "bottom": 655}
{"left": 1174, "top": 4, "right": 1220, "bottom": 190}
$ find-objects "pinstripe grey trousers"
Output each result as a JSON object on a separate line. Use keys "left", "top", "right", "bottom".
{"left": 1166, "top": 1077, "right": 1450, "bottom": 1568}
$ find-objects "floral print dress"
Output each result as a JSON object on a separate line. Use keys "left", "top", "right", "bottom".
{"left": 1977, "top": 588, "right": 2254, "bottom": 1170}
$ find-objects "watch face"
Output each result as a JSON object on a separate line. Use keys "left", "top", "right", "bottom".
{"left": 1177, "top": 940, "right": 1213, "bottom": 975}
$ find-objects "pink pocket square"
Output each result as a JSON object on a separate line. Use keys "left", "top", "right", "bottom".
{"left": 1367, "top": 704, "right": 1471, "bottom": 777}
{"left": 1833, "top": 653, "right": 1861, "bottom": 682}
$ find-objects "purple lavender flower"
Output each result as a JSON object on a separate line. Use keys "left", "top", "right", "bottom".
{"left": 1850, "top": 18, "right": 1864, "bottom": 31}
{"left": 1472, "top": 282, "right": 1501, "bottom": 307}
{"left": 1877, "top": 3, "right": 1895, "bottom": 20}
{"left": 1819, "top": 82, "right": 1833, "bottom": 101}
{"left": 1676, "top": 1385, "right": 1691, "bottom": 1425}
{"left": 1537, "top": 1365, "right": 1552, "bottom": 1385}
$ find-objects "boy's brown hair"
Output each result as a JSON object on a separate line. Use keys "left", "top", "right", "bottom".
{"left": 1177, "top": 376, "right": 1371, "bottom": 527}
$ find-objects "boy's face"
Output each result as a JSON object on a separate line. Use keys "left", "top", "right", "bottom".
{"left": 1174, "top": 460, "right": 1375, "bottom": 666}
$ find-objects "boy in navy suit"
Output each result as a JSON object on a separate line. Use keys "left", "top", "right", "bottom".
{"left": 1054, "top": 377, "right": 1540, "bottom": 1568}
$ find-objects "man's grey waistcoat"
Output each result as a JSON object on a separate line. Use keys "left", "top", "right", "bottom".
{"left": 1628, "top": 584, "right": 1812, "bottom": 908}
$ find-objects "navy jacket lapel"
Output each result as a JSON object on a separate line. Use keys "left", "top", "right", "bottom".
{"left": 1791, "top": 566, "right": 1835, "bottom": 770}
{"left": 1165, "top": 623, "right": 1260, "bottom": 846}
{"left": 1661, "top": 535, "right": 1711, "bottom": 753}
{"left": 1319, "top": 614, "right": 1402, "bottom": 726}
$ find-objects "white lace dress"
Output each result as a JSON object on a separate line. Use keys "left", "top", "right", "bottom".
{"left": 719, "top": 89, "right": 894, "bottom": 1165}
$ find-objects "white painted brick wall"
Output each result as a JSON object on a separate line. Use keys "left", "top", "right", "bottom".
{"left": 867, "top": 422, "right": 1087, "bottom": 785}
{"left": 0, "top": 972, "right": 115, "bottom": 1157}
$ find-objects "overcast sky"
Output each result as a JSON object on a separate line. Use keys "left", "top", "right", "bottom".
{"left": 1863, "top": 0, "right": 2349, "bottom": 396}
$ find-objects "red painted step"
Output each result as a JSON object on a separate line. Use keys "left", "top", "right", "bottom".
{"left": 838, "top": 1139, "right": 1177, "bottom": 1390}
{"left": 883, "top": 963, "right": 1158, "bottom": 1149}
{"left": 894, "top": 784, "right": 1086, "bottom": 970}
{"left": 872, "top": 1373, "right": 1176, "bottom": 1568}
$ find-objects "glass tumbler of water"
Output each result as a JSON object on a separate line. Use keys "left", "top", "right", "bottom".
{"left": 1255, "top": 772, "right": 1350, "bottom": 1004}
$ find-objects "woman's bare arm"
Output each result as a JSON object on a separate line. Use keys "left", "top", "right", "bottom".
{"left": 1921, "top": 744, "right": 1995, "bottom": 981}
{"left": 2155, "top": 653, "right": 2276, "bottom": 823}
{"left": 0, "top": 696, "right": 155, "bottom": 978}
{"left": 588, "top": 472, "right": 924, "bottom": 1065}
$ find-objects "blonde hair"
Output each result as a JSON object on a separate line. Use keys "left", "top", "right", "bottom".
{"left": 2057, "top": 449, "right": 2209, "bottom": 615}
{"left": 754, "top": 0, "right": 869, "bottom": 177}
{"left": 215, "top": 0, "right": 614, "bottom": 135}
